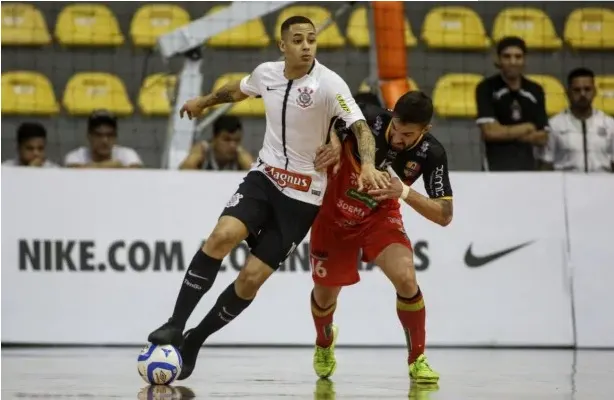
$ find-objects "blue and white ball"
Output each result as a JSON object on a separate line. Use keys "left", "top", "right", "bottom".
{"left": 137, "top": 343, "right": 183, "bottom": 385}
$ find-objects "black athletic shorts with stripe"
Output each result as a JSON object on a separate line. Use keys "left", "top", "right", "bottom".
{"left": 220, "top": 170, "right": 320, "bottom": 270}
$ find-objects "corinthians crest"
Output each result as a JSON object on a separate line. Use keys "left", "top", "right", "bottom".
{"left": 296, "top": 87, "right": 314, "bottom": 108}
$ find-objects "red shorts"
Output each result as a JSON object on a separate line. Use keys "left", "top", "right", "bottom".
{"left": 309, "top": 208, "right": 413, "bottom": 287}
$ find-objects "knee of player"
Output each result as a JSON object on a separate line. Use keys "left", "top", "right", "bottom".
{"left": 313, "top": 284, "right": 340, "bottom": 308}
{"left": 236, "top": 264, "right": 269, "bottom": 293}
{"left": 391, "top": 257, "right": 418, "bottom": 292}
{"left": 204, "top": 223, "right": 244, "bottom": 254}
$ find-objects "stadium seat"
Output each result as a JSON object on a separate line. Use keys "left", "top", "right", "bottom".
{"left": 131, "top": 4, "right": 190, "bottom": 48}
{"left": 525, "top": 75, "right": 568, "bottom": 116}
{"left": 138, "top": 74, "right": 177, "bottom": 116}
{"left": 432, "top": 74, "right": 483, "bottom": 118}
{"left": 1, "top": 3, "right": 52, "bottom": 46}
{"left": 346, "top": 7, "right": 417, "bottom": 48}
{"left": 422, "top": 7, "right": 491, "bottom": 50}
{"left": 206, "top": 5, "right": 270, "bottom": 48}
{"left": 358, "top": 78, "right": 419, "bottom": 93}
{"left": 564, "top": 8, "right": 614, "bottom": 50}
{"left": 594, "top": 75, "right": 614, "bottom": 115}
{"left": 1, "top": 71, "right": 59, "bottom": 115}
{"left": 55, "top": 4, "right": 124, "bottom": 46}
{"left": 62, "top": 73, "right": 133, "bottom": 116}
{"left": 492, "top": 8, "right": 562, "bottom": 50}
{"left": 211, "top": 73, "right": 264, "bottom": 117}
{"left": 275, "top": 6, "right": 345, "bottom": 48}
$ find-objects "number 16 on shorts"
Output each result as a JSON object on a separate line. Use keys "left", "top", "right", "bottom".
{"left": 310, "top": 252, "right": 328, "bottom": 278}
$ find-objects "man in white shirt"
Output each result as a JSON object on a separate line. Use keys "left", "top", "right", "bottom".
{"left": 64, "top": 110, "right": 143, "bottom": 168}
{"left": 148, "top": 15, "right": 389, "bottom": 379}
{"left": 2, "top": 122, "right": 58, "bottom": 168}
{"left": 541, "top": 68, "right": 614, "bottom": 173}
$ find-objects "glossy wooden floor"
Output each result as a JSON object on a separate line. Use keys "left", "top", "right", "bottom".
{"left": 2, "top": 348, "right": 613, "bottom": 399}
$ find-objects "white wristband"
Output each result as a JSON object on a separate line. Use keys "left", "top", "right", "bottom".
{"left": 400, "top": 183, "right": 410, "bottom": 200}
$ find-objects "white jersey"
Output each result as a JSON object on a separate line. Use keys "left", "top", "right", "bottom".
{"left": 542, "top": 109, "right": 614, "bottom": 172}
{"left": 64, "top": 145, "right": 143, "bottom": 167}
{"left": 239, "top": 60, "right": 364, "bottom": 206}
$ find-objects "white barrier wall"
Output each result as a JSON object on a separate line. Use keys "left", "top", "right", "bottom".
{"left": 1, "top": 168, "right": 612, "bottom": 348}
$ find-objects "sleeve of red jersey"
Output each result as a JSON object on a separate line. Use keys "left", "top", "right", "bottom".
{"left": 239, "top": 63, "right": 266, "bottom": 97}
{"left": 326, "top": 73, "right": 365, "bottom": 128}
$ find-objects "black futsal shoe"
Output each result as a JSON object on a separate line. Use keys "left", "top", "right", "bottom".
{"left": 177, "top": 329, "right": 203, "bottom": 381}
{"left": 147, "top": 319, "right": 184, "bottom": 348}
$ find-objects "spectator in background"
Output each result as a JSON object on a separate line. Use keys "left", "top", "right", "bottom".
{"left": 2, "top": 122, "right": 58, "bottom": 168}
{"left": 180, "top": 115, "right": 253, "bottom": 171}
{"left": 541, "top": 68, "right": 614, "bottom": 173}
{"left": 475, "top": 36, "right": 549, "bottom": 171}
{"left": 64, "top": 110, "right": 143, "bottom": 168}
{"left": 353, "top": 92, "right": 382, "bottom": 107}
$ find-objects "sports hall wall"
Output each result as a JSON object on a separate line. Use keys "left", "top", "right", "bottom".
{"left": 1, "top": 1, "right": 612, "bottom": 170}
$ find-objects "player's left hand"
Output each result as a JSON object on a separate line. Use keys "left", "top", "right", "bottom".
{"left": 314, "top": 142, "right": 341, "bottom": 173}
{"left": 368, "top": 177, "right": 404, "bottom": 201}
{"left": 357, "top": 164, "right": 390, "bottom": 191}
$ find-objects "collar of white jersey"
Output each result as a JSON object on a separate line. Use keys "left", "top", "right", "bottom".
{"left": 565, "top": 108, "right": 599, "bottom": 120}
{"left": 284, "top": 60, "right": 317, "bottom": 79}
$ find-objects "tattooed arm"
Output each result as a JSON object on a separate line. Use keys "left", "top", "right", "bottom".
{"left": 349, "top": 119, "right": 376, "bottom": 166}
{"left": 402, "top": 192, "right": 453, "bottom": 227}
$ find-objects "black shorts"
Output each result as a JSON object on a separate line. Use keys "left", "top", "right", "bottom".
{"left": 221, "top": 171, "right": 320, "bottom": 270}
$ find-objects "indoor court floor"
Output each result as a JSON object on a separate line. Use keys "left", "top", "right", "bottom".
{"left": 2, "top": 347, "right": 613, "bottom": 400}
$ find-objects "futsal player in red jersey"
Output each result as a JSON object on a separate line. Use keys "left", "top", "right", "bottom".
{"left": 309, "top": 91, "right": 453, "bottom": 385}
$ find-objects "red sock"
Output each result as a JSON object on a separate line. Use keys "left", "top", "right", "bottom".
{"left": 396, "top": 288, "right": 426, "bottom": 364}
{"left": 311, "top": 291, "right": 336, "bottom": 348}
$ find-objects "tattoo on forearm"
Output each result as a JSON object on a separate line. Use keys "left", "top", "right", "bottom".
{"left": 213, "top": 88, "right": 234, "bottom": 104}
{"left": 351, "top": 120, "right": 376, "bottom": 164}
{"left": 435, "top": 199, "right": 453, "bottom": 221}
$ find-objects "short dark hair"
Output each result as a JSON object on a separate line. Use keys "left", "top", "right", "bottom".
{"left": 280, "top": 16, "right": 315, "bottom": 37}
{"left": 393, "top": 91, "right": 433, "bottom": 125}
{"left": 496, "top": 36, "right": 527, "bottom": 55}
{"left": 353, "top": 92, "right": 382, "bottom": 107}
{"left": 567, "top": 67, "right": 594, "bottom": 86}
{"left": 17, "top": 122, "right": 47, "bottom": 145}
{"left": 88, "top": 109, "right": 117, "bottom": 132}
{"left": 213, "top": 115, "right": 242, "bottom": 137}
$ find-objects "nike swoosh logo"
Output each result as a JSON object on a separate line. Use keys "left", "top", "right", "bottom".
{"left": 266, "top": 87, "right": 276, "bottom": 91}
{"left": 465, "top": 241, "right": 534, "bottom": 268}
{"left": 187, "top": 270, "right": 209, "bottom": 280}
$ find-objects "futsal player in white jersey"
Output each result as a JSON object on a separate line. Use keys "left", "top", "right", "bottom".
{"left": 148, "top": 16, "right": 389, "bottom": 379}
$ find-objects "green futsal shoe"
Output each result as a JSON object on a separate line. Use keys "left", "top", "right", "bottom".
{"left": 313, "top": 324, "right": 339, "bottom": 378}
{"left": 409, "top": 354, "right": 440, "bottom": 385}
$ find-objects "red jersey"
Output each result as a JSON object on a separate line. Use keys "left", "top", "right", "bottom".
{"left": 319, "top": 141, "right": 400, "bottom": 230}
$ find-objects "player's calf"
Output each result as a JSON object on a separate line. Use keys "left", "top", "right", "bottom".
{"left": 311, "top": 286, "right": 341, "bottom": 378}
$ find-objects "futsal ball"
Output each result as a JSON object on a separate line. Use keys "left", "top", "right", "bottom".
{"left": 137, "top": 343, "right": 183, "bottom": 385}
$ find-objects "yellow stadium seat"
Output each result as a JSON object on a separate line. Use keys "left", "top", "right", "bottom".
{"left": 206, "top": 5, "right": 270, "bottom": 48}
{"left": 55, "top": 4, "right": 124, "bottom": 46}
{"left": 1, "top": 3, "right": 51, "bottom": 46}
{"left": 131, "top": 4, "right": 190, "bottom": 48}
{"left": 358, "top": 78, "right": 419, "bottom": 93}
{"left": 492, "top": 8, "right": 562, "bottom": 50}
{"left": 346, "top": 7, "right": 416, "bottom": 48}
{"left": 594, "top": 76, "right": 614, "bottom": 115}
{"left": 564, "top": 8, "right": 614, "bottom": 50}
{"left": 211, "top": 73, "right": 264, "bottom": 117}
{"left": 1, "top": 71, "right": 59, "bottom": 115}
{"left": 275, "top": 6, "right": 345, "bottom": 48}
{"left": 63, "top": 73, "right": 133, "bottom": 116}
{"left": 432, "top": 74, "right": 483, "bottom": 118}
{"left": 138, "top": 74, "right": 177, "bottom": 116}
{"left": 422, "top": 7, "right": 491, "bottom": 50}
{"left": 525, "top": 75, "right": 568, "bottom": 116}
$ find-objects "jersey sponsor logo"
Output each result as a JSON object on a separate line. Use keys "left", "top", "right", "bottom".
{"left": 264, "top": 166, "right": 312, "bottom": 192}
{"left": 416, "top": 141, "right": 430, "bottom": 158}
{"left": 335, "top": 94, "right": 350, "bottom": 113}
{"left": 403, "top": 161, "right": 421, "bottom": 178}
{"left": 297, "top": 87, "right": 314, "bottom": 108}
{"left": 346, "top": 188, "right": 378, "bottom": 209}
{"left": 430, "top": 165, "right": 446, "bottom": 197}
{"left": 336, "top": 199, "right": 366, "bottom": 219}
{"left": 226, "top": 193, "right": 243, "bottom": 208}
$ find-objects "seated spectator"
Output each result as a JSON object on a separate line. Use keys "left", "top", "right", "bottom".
{"left": 475, "top": 37, "right": 549, "bottom": 171}
{"left": 2, "top": 122, "right": 58, "bottom": 168}
{"left": 64, "top": 110, "right": 143, "bottom": 168}
{"left": 180, "top": 115, "right": 253, "bottom": 171}
{"left": 541, "top": 68, "right": 614, "bottom": 173}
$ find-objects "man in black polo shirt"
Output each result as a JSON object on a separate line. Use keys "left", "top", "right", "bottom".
{"left": 475, "top": 37, "right": 549, "bottom": 171}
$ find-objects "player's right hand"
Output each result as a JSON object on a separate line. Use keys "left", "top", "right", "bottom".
{"left": 179, "top": 97, "right": 205, "bottom": 120}
{"left": 357, "top": 164, "right": 390, "bottom": 191}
